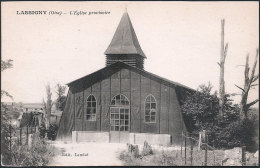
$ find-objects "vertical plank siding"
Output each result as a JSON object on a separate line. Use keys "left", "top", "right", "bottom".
{"left": 101, "top": 78, "right": 110, "bottom": 132}
{"left": 58, "top": 67, "right": 186, "bottom": 144}
{"left": 170, "top": 87, "right": 187, "bottom": 143}
{"left": 160, "top": 84, "right": 169, "bottom": 134}
{"left": 130, "top": 71, "right": 141, "bottom": 132}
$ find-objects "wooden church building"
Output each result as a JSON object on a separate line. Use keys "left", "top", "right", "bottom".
{"left": 57, "top": 12, "right": 194, "bottom": 145}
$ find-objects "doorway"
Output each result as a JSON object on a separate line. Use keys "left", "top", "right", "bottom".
{"left": 110, "top": 94, "right": 130, "bottom": 143}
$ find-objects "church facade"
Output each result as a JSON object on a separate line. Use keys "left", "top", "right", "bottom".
{"left": 57, "top": 12, "right": 194, "bottom": 145}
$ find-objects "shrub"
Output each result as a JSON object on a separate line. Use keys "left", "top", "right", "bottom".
{"left": 119, "top": 150, "right": 143, "bottom": 166}
{"left": 5, "top": 132, "right": 59, "bottom": 166}
{"left": 180, "top": 83, "right": 257, "bottom": 150}
{"left": 39, "top": 122, "right": 46, "bottom": 138}
{"left": 214, "top": 118, "right": 257, "bottom": 151}
{"left": 142, "top": 141, "right": 153, "bottom": 156}
{"left": 47, "top": 124, "right": 58, "bottom": 140}
{"left": 1, "top": 103, "right": 12, "bottom": 165}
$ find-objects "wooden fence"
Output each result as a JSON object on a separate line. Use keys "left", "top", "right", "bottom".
{"left": 180, "top": 131, "right": 247, "bottom": 166}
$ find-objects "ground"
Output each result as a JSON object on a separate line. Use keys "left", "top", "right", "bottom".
{"left": 47, "top": 141, "right": 181, "bottom": 166}
{"left": 48, "top": 141, "right": 126, "bottom": 166}
{"left": 48, "top": 141, "right": 258, "bottom": 166}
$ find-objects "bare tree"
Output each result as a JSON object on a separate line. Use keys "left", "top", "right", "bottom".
{"left": 235, "top": 48, "right": 259, "bottom": 119}
{"left": 42, "top": 84, "right": 53, "bottom": 129}
{"left": 218, "top": 19, "right": 229, "bottom": 120}
{"left": 55, "top": 83, "right": 67, "bottom": 111}
{"left": 1, "top": 59, "right": 13, "bottom": 99}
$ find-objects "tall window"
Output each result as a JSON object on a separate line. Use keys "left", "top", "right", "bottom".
{"left": 86, "top": 95, "right": 96, "bottom": 121}
{"left": 145, "top": 94, "right": 156, "bottom": 123}
{"left": 110, "top": 94, "right": 130, "bottom": 131}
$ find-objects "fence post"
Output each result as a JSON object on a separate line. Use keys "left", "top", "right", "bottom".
{"left": 181, "top": 131, "right": 183, "bottom": 158}
{"left": 204, "top": 134, "right": 208, "bottom": 166}
{"left": 190, "top": 135, "right": 193, "bottom": 166}
{"left": 20, "top": 127, "right": 22, "bottom": 145}
{"left": 9, "top": 123, "right": 12, "bottom": 161}
{"left": 26, "top": 125, "right": 29, "bottom": 145}
{"left": 213, "top": 142, "right": 216, "bottom": 166}
{"left": 184, "top": 132, "right": 187, "bottom": 165}
{"left": 242, "top": 146, "right": 246, "bottom": 166}
{"left": 198, "top": 131, "right": 201, "bottom": 150}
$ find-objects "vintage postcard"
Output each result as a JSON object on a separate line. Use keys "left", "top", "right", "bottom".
{"left": 1, "top": 1, "right": 259, "bottom": 166}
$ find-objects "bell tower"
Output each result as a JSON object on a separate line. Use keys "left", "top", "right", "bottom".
{"left": 104, "top": 12, "right": 146, "bottom": 70}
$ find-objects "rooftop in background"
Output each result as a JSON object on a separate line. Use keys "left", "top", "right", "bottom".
{"left": 23, "top": 103, "right": 43, "bottom": 109}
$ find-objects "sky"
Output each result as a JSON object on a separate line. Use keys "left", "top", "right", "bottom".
{"left": 1, "top": 1, "right": 259, "bottom": 106}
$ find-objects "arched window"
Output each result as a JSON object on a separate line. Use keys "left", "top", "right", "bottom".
{"left": 110, "top": 94, "right": 130, "bottom": 132}
{"left": 111, "top": 94, "right": 129, "bottom": 106}
{"left": 86, "top": 95, "right": 96, "bottom": 121}
{"left": 145, "top": 94, "right": 156, "bottom": 123}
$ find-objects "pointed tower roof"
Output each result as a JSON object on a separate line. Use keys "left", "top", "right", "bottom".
{"left": 104, "top": 12, "right": 146, "bottom": 58}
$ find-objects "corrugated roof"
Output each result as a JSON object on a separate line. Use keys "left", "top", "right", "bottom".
{"left": 104, "top": 12, "right": 146, "bottom": 58}
{"left": 67, "top": 61, "right": 195, "bottom": 92}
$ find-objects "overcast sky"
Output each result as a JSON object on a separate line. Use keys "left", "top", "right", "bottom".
{"left": 1, "top": 1, "right": 259, "bottom": 106}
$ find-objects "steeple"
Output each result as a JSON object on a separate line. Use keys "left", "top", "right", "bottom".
{"left": 105, "top": 11, "right": 146, "bottom": 69}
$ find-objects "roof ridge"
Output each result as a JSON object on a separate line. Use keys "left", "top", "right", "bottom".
{"left": 67, "top": 61, "right": 194, "bottom": 92}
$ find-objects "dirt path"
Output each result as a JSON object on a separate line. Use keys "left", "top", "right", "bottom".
{"left": 48, "top": 141, "right": 126, "bottom": 166}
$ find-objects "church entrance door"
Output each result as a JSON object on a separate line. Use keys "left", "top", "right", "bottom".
{"left": 110, "top": 94, "right": 130, "bottom": 143}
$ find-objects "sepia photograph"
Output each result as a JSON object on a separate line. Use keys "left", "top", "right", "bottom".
{"left": 1, "top": 1, "right": 259, "bottom": 166}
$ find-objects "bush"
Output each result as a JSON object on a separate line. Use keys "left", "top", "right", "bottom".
{"left": 5, "top": 133, "right": 59, "bottom": 166}
{"left": 1, "top": 103, "right": 12, "bottom": 165}
{"left": 213, "top": 118, "right": 257, "bottom": 151}
{"left": 180, "top": 83, "right": 256, "bottom": 150}
{"left": 142, "top": 141, "right": 153, "bottom": 156}
{"left": 39, "top": 122, "right": 46, "bottom": 138}
{"left": 47, "top": 124, "right": 58, "bottom": 140}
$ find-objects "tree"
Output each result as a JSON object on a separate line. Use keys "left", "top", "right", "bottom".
{"left": 181, "top": 82, "right": 243, "bottom": 145}
{"left": 1, "top": 59, "right": 13, "bottom": 164}
{"left": 1, "top": 59, "right": 13, "bottom": 99}
{"left": 55, "top": 83, "right": 67, "bottom": 111}
{"left": 218, "top": 19, "right": 229, "bottom": 120}
{"left": 42, "top": 84, "right": 53, "bottom": 129}
{"left": 1, "top": 59, "right": 13, "bottom": 71}
{"left": 235, "top": 48, "right": 259, "bottom": 119}
{"left": 181, "top": 82, "right": 220, "bottom": 133}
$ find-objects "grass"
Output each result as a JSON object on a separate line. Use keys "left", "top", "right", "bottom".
{"left": 4, "top": 133, "right": 60, "bottom": 166}
{"left": 118, "top": 145, "right": 258, "bottom": 166}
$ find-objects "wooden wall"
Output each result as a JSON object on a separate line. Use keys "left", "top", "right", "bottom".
{"left": 60, "top": 68, "right": 185, "bottom": 143}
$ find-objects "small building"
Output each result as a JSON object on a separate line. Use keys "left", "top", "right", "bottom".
{"left": 22, "top": 103, "right": 43, "bottom": 113}
{"left": 57, "top": 12, "right": 194, "bottom": 145}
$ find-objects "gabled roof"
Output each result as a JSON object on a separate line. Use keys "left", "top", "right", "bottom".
{"left": 104, "top": 12, "right": 146, "bottom": 58}
{"left": 67, "top": 61, "right": 195, "bottom": 92}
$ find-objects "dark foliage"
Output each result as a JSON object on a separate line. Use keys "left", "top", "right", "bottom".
{"left": 56, "top": 96, "right": 66, "bottom": 111}
{"left": 55, "top": 83, "right": 67, "bottom": 111}
{"left": 8, "top": 133, "right": 58, "bottom": 166}
{"left": 181, "top": 83, "right": 256, "bottom": 151}
{"left": 47, "top": 124, "right": 59, "bottom": 140}
{"left": 212, "top": 118, "right": 257, "bottom": 151}
{"left": 39, "top": 122, "right": 46, "bottom": 139}
{"left": 1, "top": 103, "right": 12, "bottom": 165}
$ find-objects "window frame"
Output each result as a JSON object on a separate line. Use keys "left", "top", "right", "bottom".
{"left": 110, "top": 94, "right": 130, "bottom": 132}
{"left": 110, "top": 94, "right": 130, "bottom": 107}
{"left": 86, "top": 94, "right": 97, "bottom": 121}
{"left": 144, "top": 94, "right": 157, "bottom": 123}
